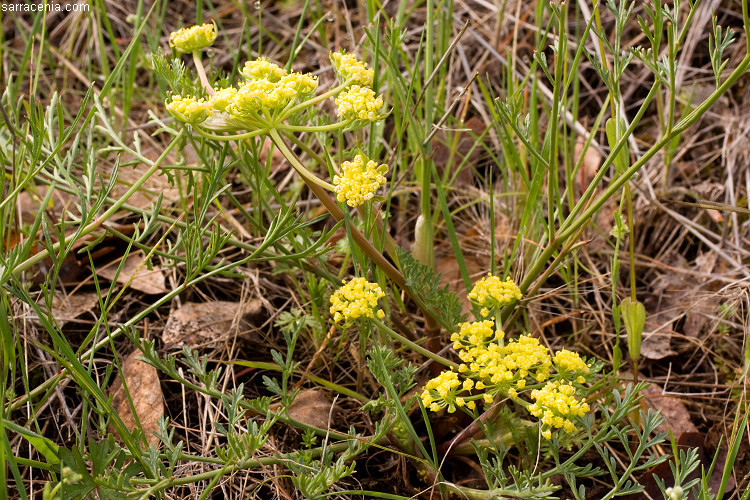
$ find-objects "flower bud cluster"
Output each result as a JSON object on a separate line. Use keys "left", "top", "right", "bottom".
{"left": 335, "top": 85, "right": 384, "bottom": 122}
{"left": 166, "top": 95, "right": 214, "bottom": 124}
{"left": 528, "top": 381, "right": 590, "bottom": 439}
{"left": 468, "top": 274, "right": 523, "bottom": 317}
{"left": 223, "top": 60, "right": 318, "bottom": 117}
{"left": 169, "top": 23, "right": 217, "bottom": 53}
{"left": 331, "top": 50, "right": 374, "bottom": 87}
{"left": 328, "top": 50, "right": 384, "bottom": 122}
{"left": 165, "top": 27, "right": 387, "bottom": 130}
{"left": 329, "top": 277, "right": 386, "bottom": 325}
{"left": 333, "top": 153, "right": 389, "bottom": 207}
{"left": 165, "top": 56, "right": 318, "bottom": 125}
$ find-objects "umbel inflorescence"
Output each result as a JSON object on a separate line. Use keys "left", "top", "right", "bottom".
{"left": 468, "top": 274, "right": 523, "bottom": 318}
{"left": 164, "top": 57, "right": 321, "bottom": 126}
{"left": 421, "top": 275, "right": 592, "bottom": 440}
{"left": 333, "top": 154, "right": 389, "bottom": 207}
{"left": 163, "top": 24, "right": 388, "bottom": 208}
{"left": 169, "top": 22, "right": 217, "bottom": 53}
{"left": 164, "top": 35, "right": 384, "bottom": 130}
{"left": 329, "top": 277, "right": 386, "bottom": 325}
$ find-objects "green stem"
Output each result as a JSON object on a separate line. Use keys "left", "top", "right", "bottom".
{"left": 520, "top": 51, "right": 750, "bottom": 294}
{"left": 626, "top": 184, "right": 636, "bottom": 301}
{"left": 7, "top": 241, "right": 253, "bottom": 413}
{"left": 283, "top": 80, "right": 351, "bottom": 117}
{"left": 277, "top": 120, "right": 352, "bottom": 133}
{"left": 268, "top": 129, "right": 336, "bottom": 190}
{"left": 221, "top": 360, "right": 370, "bottom": 403}
{"left": 268, "top": 130, "right": 402, "bottom": 285}
{"left": 548, "top": 1, "right": 567, "bottom": 242}
{"left": 192, "top": 51, "right": 214, "bottom": 95}
{"left": 372, "top": 318, "right": 457, "bottom": 370}
{"left": 193, "top": 125, "right": 269, "bottom": 141}
{"left": 267, "top": 130, "right": 452, "bottom": 335}
{"left": 559, "top": 57, "right": 750, "bottom": 243}
{"left": 418, "top": 0, "right": 435, "bottom": 270}
{"left": 131, "top": 440, "right": 354, "bottom": 490}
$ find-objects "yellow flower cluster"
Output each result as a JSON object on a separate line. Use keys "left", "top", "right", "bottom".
{"left": 329, "top": 277, "right": 386, "bottom": 324}
{"left": 335, "top": 85, "right": 384, "bottom": 121}
{"left": 421, "top": 371, "right": 483, "bottom": 413}
{"left": 166, "top": 94, "right": 214, "bottom": 124}
{"left": 240, "top": 57, "right": 289, "bottom": 82}
{"left": 553, "top": 349, "right": 590, "bottom": 383}
{"left": 169, "top": 23, "right": 217, "bottom": 53}
{"left": 528, "top": 381, "right": 590, "bottom": 439}
{"left": 422, "top": 325, "right": 552, "bottom": 416}
{"left": 225, "top": 79, "right": 276, "bottom": 115}
{"left": 420, "top": 274, "right": 591, "bottom": 438}
{"left": 454, "top": 327, "right": 552, "bottom": 386}
{"left": 468, "top": 274, "right": 523, "bottom": 317}
{"left": 333, "top": 154, "right": 389, "bottom": 207}
{"left": 225, "top": 62, "right": 318, "bottom": 116}
{"left": 330, "top": 51, "right": 374, "bottom": 87}
{"left": 209, "top": 87, "right": 238, "bottom": 112}
{"left": 494, "top": 335, "right": 552, "bottom": 382}
{"left": 166, "top": 57, "right": 318, "bottom": 125}
{"left": 451, "top": 320, "right": 497, "bottom": 350}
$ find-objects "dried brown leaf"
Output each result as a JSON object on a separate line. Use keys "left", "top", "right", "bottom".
{"left": 109, "top": 350, "right": 163, "bottom": 447}
{"left": 643, "top": 384, "right": 698, "bottom": 439}
{"left": 111, "top": 154, "right": 180, "bottom": 209}
{"left": 162, "top": 299, "right": 263, "bottom": 348}
{"left": 97, "top": 251, "right": 167, "bottom": 295}
{"left": 50, "top": 290, "right": 100, "bottom": 326}
{"left": 433, "top": 116, "right": 486, "bottom": 186}
{"left": 287, "top": 389, "right": 333, "bottom": 429}
{"left": 435, "top": 255, "right": 482, "bottom": 316}
{"left": 574, "top": 135, "right": 601, "bottom": 193}
{"left": 639, "top": 330, "right": 678, "bottom": 360}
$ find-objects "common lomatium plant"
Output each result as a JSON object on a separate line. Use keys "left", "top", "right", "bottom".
{"left": 162, "top": 27, "right": 388, "bottom": 206}
{"left": 137, "top": 14, "right": 740, "bottom": 500}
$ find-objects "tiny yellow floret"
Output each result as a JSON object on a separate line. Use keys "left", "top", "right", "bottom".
{"left": 422, "top": 370, "right": 462, "bottom": 412}
{"left": 209, "top": 87, "right": 238, "bottom": 112}
{"left": 225, "top": 66, "right": 319, "bottom": 118}
{"left": 331, "top": 51, "right": 375, "bottom": 87}
{"left": 169, "top": 23, "right": 217, "bottom": 53}
{"left": 553, "top": 349, "right": 590, "bottom": 375}
{"left": 528, "top": 381, "right": 589, "bottom": 439}
{"left": 226, "top": 79, "right": 275, "bottom": 116}
{"left": 335, "top": 85, "right": 384, "bottom": 121}
{"left": 468, "top": 274, "right": 522, "bottom": 316}
{"left": 240, "top": 57, "right": 288, "bottom": 82}
{"left": 329, "top": 277, "right": 386, "bottom": 324}
{"left": 166, "top": 94, "right": 214, "bottom": 124}
{"left": 333, "top": 154, "right": 388, "bottom": 207}
{"left": 278, "top": 72, "right": 319, "bottom": 97}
